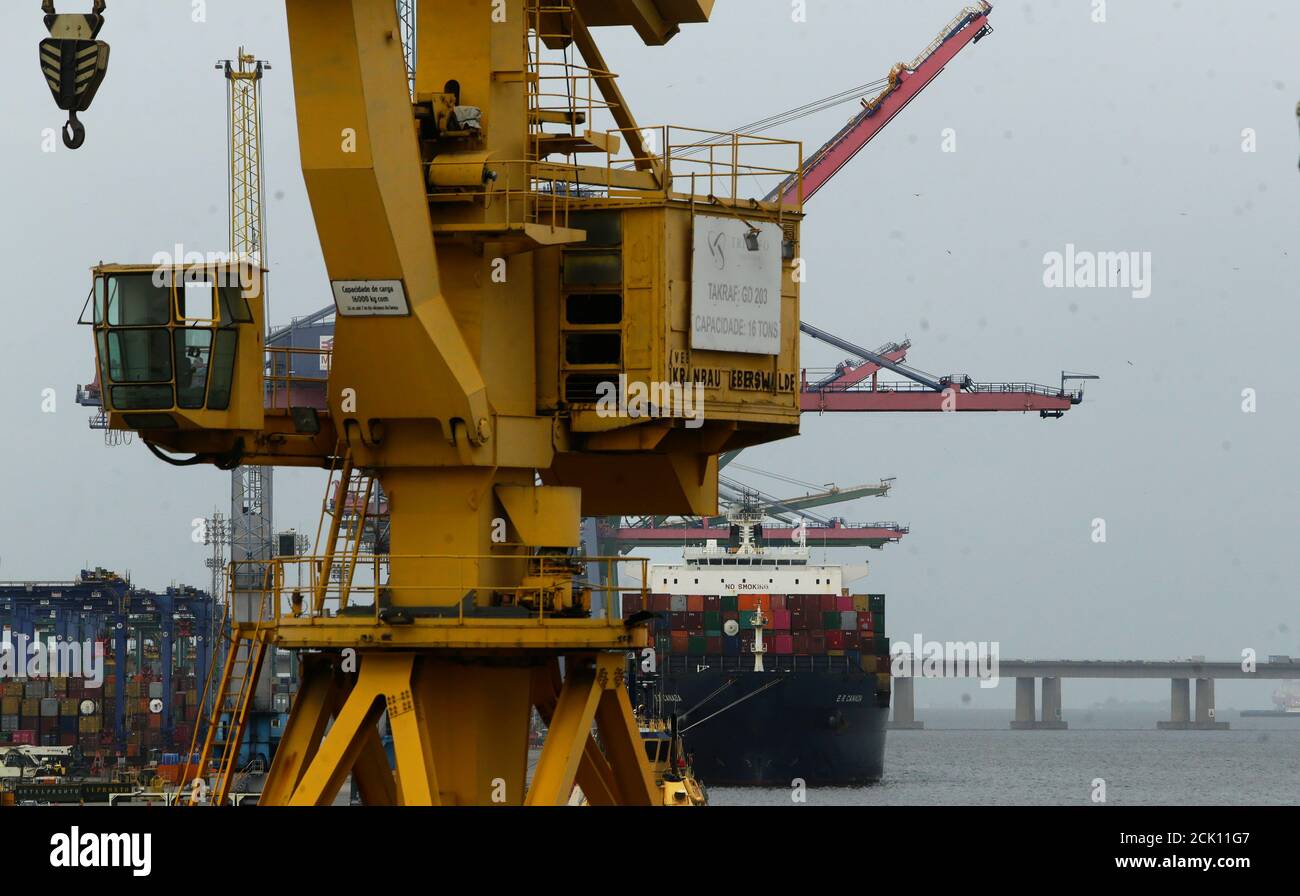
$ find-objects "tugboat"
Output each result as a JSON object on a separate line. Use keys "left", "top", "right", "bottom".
{"left": 571, "top": 712, "right": 707, "bottom": 806}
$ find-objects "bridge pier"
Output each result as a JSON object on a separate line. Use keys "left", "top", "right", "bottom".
{"left": 1010, "top": 677, "right": 1067, "bottom": 729}
{"left": 888, "top": 676, "right": 924, "bottom": 730}
{"left": 1158, "top": 678, "right": 1229, "bottom": 729}
{"left": 1040, "top": 677, "right": 1067, "bottom": 728}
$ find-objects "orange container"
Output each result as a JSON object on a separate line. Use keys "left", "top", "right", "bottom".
{"left": 686, "top": 595, "right": 705, "bottom": 613}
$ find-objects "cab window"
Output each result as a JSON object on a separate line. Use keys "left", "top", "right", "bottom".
{"left": 106, "top": 274, "right": 169, "bottom": 326}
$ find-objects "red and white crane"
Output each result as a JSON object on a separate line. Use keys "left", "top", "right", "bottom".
{"left": 769, "top": 1, "right": 994, "bottom": 207}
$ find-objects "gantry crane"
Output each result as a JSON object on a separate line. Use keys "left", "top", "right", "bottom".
{"left": 69, "top": 0, "right": 813, "bottom": 807}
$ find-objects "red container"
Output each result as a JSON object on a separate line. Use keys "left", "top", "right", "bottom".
{"left": 858, "top": 611, "right": 875, "bottom": 633}
{"left": 771, "top": 609, "right": 791, "bottom": 630}
{"left": 844, "top": 631, "right": 861, "bottom": 650}
{"left": 789, "top": 608, "right": 807, "bottom": 630}
{"left": 670, "top": 632, "right": 689, "bottom": 654}
{"left": 650, "top": 594, "right": 671, "bottom": 613}
{"left": 819, "top": 594, "right": 837, "bottom": 613}
{"left": 12, "top": 730, "right": 36, "bottom": 746}
{"left": 687, "top": 595, "right": 705, "bottom": 613}
{"left": 827, "top": 630, "right": 846, "bottom": 650}
{"left": 706, "top": 637, "right": 722, "bottom": 654}
{"left": 721, "top": 610, "right": 738, "bottom": 625}
{"left": 669, "top": 612, "right": 687, "bottom": 630}
{"left": 772, "top": 634, "right": 793, "bottom": 655}
{"left": 622, "top": 595, "right": 643, "bottom": 617}
{"left": 809, "top": 632, "right": 827, "bottom": 654}
{"left": 792, "top": 632, "right": 809, "bottom": 654}
{"left": 769, "top": 594, "right": 786, "bottom": 610}
{"left": 685, "top": 612, "right": 704, "bottom": 633}
{"left": 703, "top": 595, "right": 721, "bottom": 613}
{"left": 836, "top": 595, "right": 855, "bottom": 612}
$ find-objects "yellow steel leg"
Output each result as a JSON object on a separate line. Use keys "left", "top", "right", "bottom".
{"left": 575, "top": 736, "right": 620, "bottom": 806}
{"left": 531, "top": 659, "right": 625, "bottom": 806}
{"left": 285, "top": 662, "right": 389, "bottom": 806}
{"left": 262, "top": 651, "right": 655, "bottom": 807}
{"left": 525, "top": 657, "right": 603, "bottom": 806}
{"left": 594, "top": 673, "right": 657, "bottom": 806}
{"left": 379, "top": 655, "right": 440, "bottom": 806}
{"left": 260, "top": 653, "right": 343, "bottom": 805}
{"left": 351, "top": 719, "right": 398, "bottom": 806}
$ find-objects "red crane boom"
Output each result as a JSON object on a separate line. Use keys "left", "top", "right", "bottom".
{"left": 769, "top": 2, "right": 994, "bottom": 207}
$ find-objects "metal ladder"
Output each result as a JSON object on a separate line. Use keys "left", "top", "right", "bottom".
{"left": 313, "top": 444, "right": 381, "bottom": 614}
{"left": 180, "top": 597, "right": 271, "bottom": 806}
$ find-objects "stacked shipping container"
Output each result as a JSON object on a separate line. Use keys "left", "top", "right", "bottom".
{"left": 624, "top": 591, "right": 890, "bottom": 678}
{"left": 0, "top": 649, "right": 204, "bottom": 759}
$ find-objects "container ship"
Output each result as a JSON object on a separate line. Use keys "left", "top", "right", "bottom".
{"left": 620, "top": 510, "right": 890, "bottom": 787}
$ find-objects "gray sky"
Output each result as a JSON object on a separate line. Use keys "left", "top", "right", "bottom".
{"left": 1, "top": 1, "right": 1296, "bottom": 708}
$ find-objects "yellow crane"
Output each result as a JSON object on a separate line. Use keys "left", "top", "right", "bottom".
{"left": 77, "top": 0, "right": 808, "bottom": 806}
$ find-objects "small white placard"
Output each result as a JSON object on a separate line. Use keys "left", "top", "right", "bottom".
{"left": 331, "top": 280, "right": 410, "bottom": 316}
{"left": 691, "top": 214, "right": 783, "bottom": 355}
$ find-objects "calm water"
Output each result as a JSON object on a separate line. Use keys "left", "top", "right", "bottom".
{"left": 707, "top": 709, "right": 1300, "bottom": 806}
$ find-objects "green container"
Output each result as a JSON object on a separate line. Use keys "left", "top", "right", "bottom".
{"left": 872, "top": 636, "right": 890, "bottom": 654}
{"left": 704, "top": 611, "right": 721, "bottom": 631}
{"left": 687, "top": 636, "right": 707, "bottom": 655}
{"left": 823, "top": 611, "right": 841, "bottom": 630}
{"left": 721, "top": 595, "right": 738, "bottom": 613}
{"left": 704, "top": 628, "right": 722, "bottom": 638}
{"left": 872, "top": 610, "right": 885, "bottom": 631}
{"left": 869, "top": 594, "right": 885, "bottom": 612}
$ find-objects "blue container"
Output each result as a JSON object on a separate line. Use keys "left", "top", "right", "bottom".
{"left": 722, "top": 636, "right": 741, "bottom": 656}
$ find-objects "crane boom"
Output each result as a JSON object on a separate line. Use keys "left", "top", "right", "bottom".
{"left": 769, "top": 2, "right": 993, "bottom": 206}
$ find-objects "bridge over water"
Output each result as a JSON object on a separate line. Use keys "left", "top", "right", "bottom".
{"left": 889, "top": 659, "right": 1300, "bottom": 730}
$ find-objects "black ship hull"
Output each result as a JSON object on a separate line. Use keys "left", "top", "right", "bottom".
{"left": 660, "top": 664, "right": 887, "bottom": 787}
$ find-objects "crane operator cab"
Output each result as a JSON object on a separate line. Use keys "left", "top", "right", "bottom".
{"left": 82, "top": 262, "right": 266, "bottom": 444}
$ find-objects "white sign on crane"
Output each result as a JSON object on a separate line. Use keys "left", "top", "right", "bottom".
{"left": 690, "top": 214, "right": 782, "bottom": 355}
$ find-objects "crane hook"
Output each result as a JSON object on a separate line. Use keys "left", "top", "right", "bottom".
{"left": 39, "top": 0, "right": 109, "bottom": 151}
{"left": 63, "top": 110, "right": 85, "bottom": 149}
